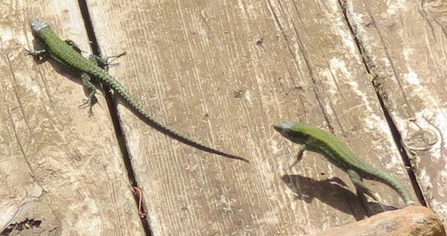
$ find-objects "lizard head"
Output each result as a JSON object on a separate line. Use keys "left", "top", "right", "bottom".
{"left": 273, "top": 120, "right": 310, "bottom": 145}
{"left": 29, "top": 19, "right": 49, "bottom": 37}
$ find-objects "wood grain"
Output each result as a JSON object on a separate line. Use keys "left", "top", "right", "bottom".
{"left": 0, "top": 0, "right": 445, "bottom": 235}
{"left": 0, "top": 2, "right": 143, "bottom": 235}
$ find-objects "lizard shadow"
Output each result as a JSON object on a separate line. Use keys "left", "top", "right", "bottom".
{"left": 281, "top": 174, "right": 393, "bottom": 219}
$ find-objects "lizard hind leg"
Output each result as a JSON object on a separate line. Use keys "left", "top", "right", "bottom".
{"left": 347, "top": 169, "right": 386, "bottom": 211}
{"left": 78, "top": 73, "right": 97, "bottom": 116}
{"left": 77, "top": 53, "right": 126, "bottom": 115}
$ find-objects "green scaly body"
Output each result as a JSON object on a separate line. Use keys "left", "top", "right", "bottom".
{"left": 273, "top": 120, "right": 415, "bottom": 206}
{"left": 28, "top": 19, "right": 248, "bottom": 163}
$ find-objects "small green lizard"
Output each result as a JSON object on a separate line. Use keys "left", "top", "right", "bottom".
{"left": 273, "top": 120, "right": 415, "bottom": 207}
{"left": 26, "top": 19, "right": 248, "bottom": 163}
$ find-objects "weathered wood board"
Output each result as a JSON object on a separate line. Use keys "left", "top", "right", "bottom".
{"left": 0, "top": 1, "right": 143, "bottom": 235}
{"left": 0, "top": 0, "right": 445, "bottom": 235}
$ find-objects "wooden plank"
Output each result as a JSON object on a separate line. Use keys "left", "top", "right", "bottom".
{"left": 349, "top": 0, "right": 447, "bottom": 226}
{"left": 2, "top": 0, "right": 445, "bottom": 235}
{"left": 0, "top": 1, "right": 144, "bottom": 235}
{"left": 84, "top": 0, "right": 420, "bottom": 235}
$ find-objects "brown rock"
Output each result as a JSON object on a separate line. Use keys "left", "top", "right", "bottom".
{"left": 307, "top": 206, "right": 446, "bottom": 236}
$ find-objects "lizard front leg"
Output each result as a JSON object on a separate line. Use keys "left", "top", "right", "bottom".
{"left": 287, "top": 147, "right": 306, "bottom": 169}
{"left": 25, "top": 46, "right": 49, "bottom": 63}
{"left": 88, "top": 52, "right": 126, "bottom": 71}
{"left": 64, "top": 39, "right": 83, "bottom": 54}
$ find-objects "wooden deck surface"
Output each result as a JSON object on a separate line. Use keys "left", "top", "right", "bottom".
{"left": 1, "top": 0, "right": 446, "bottom": 235}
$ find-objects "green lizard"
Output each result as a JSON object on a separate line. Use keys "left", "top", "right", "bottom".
{"left": 273, "top": 120, "right": 415, "bottom": 207}
{"left": 26, "top": 19, "right": 248, "bottom": 163}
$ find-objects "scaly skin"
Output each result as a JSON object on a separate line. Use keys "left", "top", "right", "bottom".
{"left": 273, "top": 120, "right": 415, "bottom": 206}
{"left": 27, "top": 19, "right": 248, "bottom": 163}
